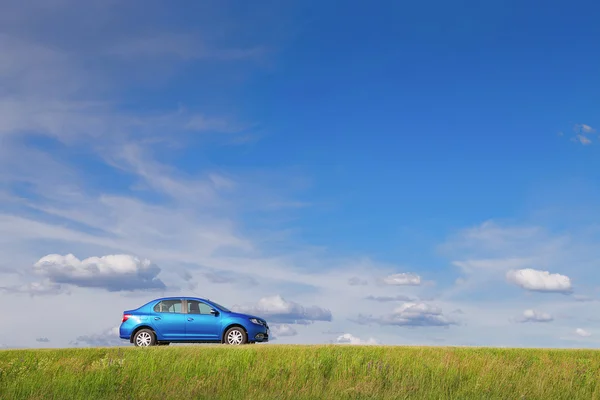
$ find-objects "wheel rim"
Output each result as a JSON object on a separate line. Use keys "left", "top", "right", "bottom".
{"left": 227, "top": 330, "right": 243, "bottom": 345}
{"left": 136, "top": 332, "right": 152, "bottom": 346}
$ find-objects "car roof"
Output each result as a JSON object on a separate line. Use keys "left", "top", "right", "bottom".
{"left": 149, "top": 296, "right": 210, "bottom": 303}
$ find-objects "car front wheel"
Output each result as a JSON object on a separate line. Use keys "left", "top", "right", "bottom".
{"left": 133, "top": 329, "right": 156, "bottom": 347}
{"left": 224, "top": 327, "right": 247, "bottom": 345}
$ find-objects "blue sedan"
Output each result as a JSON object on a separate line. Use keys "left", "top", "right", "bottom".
{"left": 119, "top": 296, "right": 270, "bottom": 346}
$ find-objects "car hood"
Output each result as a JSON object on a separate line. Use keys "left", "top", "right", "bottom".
{"left": 226, "top": 311, "right": 267, "bottom": 323}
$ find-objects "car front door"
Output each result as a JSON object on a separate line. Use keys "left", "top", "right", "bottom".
{"left": 185, "top": 300, "right": 221, "bottom": 340}
{"left": 151, "top": 299, "right": 186, "bottom": 340}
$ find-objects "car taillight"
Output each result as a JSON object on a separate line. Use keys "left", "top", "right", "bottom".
{"left": 122, "top": 314, "right": 131, "bottom": 323}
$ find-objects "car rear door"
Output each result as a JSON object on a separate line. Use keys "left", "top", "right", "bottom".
{"left": 150, "top": 299, "right": 186, "bottom": 340}
{"left": 184, "top": 299, "right": 221, "bottom": 340}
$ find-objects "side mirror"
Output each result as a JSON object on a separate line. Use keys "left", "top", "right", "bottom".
{"left": 210, "top": 308, "right": 219, "bottom": 316}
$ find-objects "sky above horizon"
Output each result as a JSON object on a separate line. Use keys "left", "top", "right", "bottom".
{"left": 1, "top": 0, "right": 600, "bottom": 348}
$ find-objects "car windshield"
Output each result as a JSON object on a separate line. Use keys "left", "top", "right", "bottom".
{"left": 208, "top": 300, "right": 231, "bottom": 313}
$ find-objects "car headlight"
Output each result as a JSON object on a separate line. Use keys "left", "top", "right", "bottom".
{"left": 250, "top": 318, "right": 263, "bottom": 325}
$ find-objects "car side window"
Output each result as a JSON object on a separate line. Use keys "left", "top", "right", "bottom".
{"left": 153, "top": 300, "right": 183, "bottom": 313}
{"left": 187, "top": 300, "right": 214, "bottom": 315}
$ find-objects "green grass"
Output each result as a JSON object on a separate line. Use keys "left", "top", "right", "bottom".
{"left": 1, "top": 345, "right": 600, "bottom": 399}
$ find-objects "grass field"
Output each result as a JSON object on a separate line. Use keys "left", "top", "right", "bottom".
{"left": 1, "top": 344, "right": 599, "bottom": 399}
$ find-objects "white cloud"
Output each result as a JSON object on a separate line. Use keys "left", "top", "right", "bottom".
{"left": 33, "top": 254, "right": 166, "bottom": 292}
{"left": 573, "top": 135, "right": 592, "bottom": 145}
{"left": 356, "top": 302, "right": 456, "bottom": 327}
{"left": 517, "top": 309, "right": 553, "bottom": 323}
{"left": 506, "top": 268, "right": 572, "bottom": 293}
{"left": 270, "top": 324, "right": 298, "bottom": 338}
{"left": 232, "top": 295, "right": 332, "bottom": 325}
{"left": 335, "top": 333, "right": 378, "bottom": 345}
{"left": 575, "top": 123, "right": 596, "bottom": 134}
{"left": 383, "top": 273, "right": 421, "bottom": 286}
{"left": 576, "top": 328, "right": 591, "bottom": 337}
{"left": 73, "top": 326, "right": 126, "bottom": 347}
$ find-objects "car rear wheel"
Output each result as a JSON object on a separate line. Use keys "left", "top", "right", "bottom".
{"left": 224, "top": 327, "right": 247, "bottom": 345}
{"left": 133, "top": 329, "right": 156, "bottom": 347}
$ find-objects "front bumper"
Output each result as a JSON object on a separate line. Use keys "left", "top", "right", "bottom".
{"left": 247, "top": 324, "right": 269, "bottom": 342}
{"left": 253, "top": 332, "right": 269, "bottom": 342}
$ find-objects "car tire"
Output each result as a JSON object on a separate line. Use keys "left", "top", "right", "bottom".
{"left": 224, "top": 327, "right": 247, "bottom": 345}
{"left": 133, "top": 328, "right": 157, "bottom": 347}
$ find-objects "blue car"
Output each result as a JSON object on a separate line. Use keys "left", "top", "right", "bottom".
{"left": 119, "top": 296, "right": 270, "bottom": 347}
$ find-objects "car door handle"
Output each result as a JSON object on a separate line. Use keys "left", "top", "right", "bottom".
{"left": 187, "top": 317, "right": 194, "bottom": 321}
{"left": 154, "top": 317, "right": 161, "bottom": 320}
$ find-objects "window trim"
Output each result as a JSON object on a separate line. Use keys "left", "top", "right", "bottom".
{"left": 153, "top": 299, "right": 184, "bottom": 314}
{"left": 183, "top": 299, "right": 215, "bottom": 315}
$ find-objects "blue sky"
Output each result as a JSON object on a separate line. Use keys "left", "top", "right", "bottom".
{"left": 1, "top": 0, "right": 600, "bottom": 348}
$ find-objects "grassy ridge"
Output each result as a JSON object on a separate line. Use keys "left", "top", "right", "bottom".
{"left": 1, "top": 345, "right": 599, "bottom": 399}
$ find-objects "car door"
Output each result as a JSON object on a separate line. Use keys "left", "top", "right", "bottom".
{"left": 185, "top": 299, "right": 221, "bottom": 340}
{"left": 150, "top": 299, "right": 186, "bottom": 340}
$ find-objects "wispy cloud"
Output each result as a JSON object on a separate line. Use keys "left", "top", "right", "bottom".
{"left": 348, "top": 276, "right": 368, "bottom": 286}
{"left": 184, "top": 114, "right": 249, "bottom": 134}
{"left": 0, "top": 280, "right": 70, "bottom": 297}
{"left": 382, "top": 273, "right": 421, "bottom": 286}
{"left": 365, "top": 295, "right": 416, "bottom": 302}
{"left": 573, "top": 135, "right": 592, "bottom": 145}
{"left": 107, "top": 33, "right": 264, "bottom": 61}
{"left": 354, "top": 302, "right": 457, "bottom": 327}
{"left": 574, "top": 123, "right": 596, "bottom": 134}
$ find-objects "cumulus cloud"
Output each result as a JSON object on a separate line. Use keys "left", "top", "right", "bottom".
{"left": 355, "top": 302, "right": 456, "bottom": 327}
{"left": 270, "top": 324, "right": 298, "bottom": 339}
{"left": 335, "top": 333, "right": 379, "bottom": 345}
{"left": 383, "top": 273, "right": 421, "bottom": 286}
{"left": 365, "top": 295, "right": 415, "bottom": 302}
{"left": 232, "top": 295, "right": 332, "bottom": 324}
{"left": 576, "top": 328, "right": 591, "bottom": 337}
{"left": 33, "top": 254, "right": 166, "bottom": 292}
{"left": 517, "top": 309, "right": 553, "bottom": 323}
{"left": 506, "top": 268, "right": 572, "bottom": 293}
{"left": 72, "top": 327, "right": 125, "bottom": 347}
